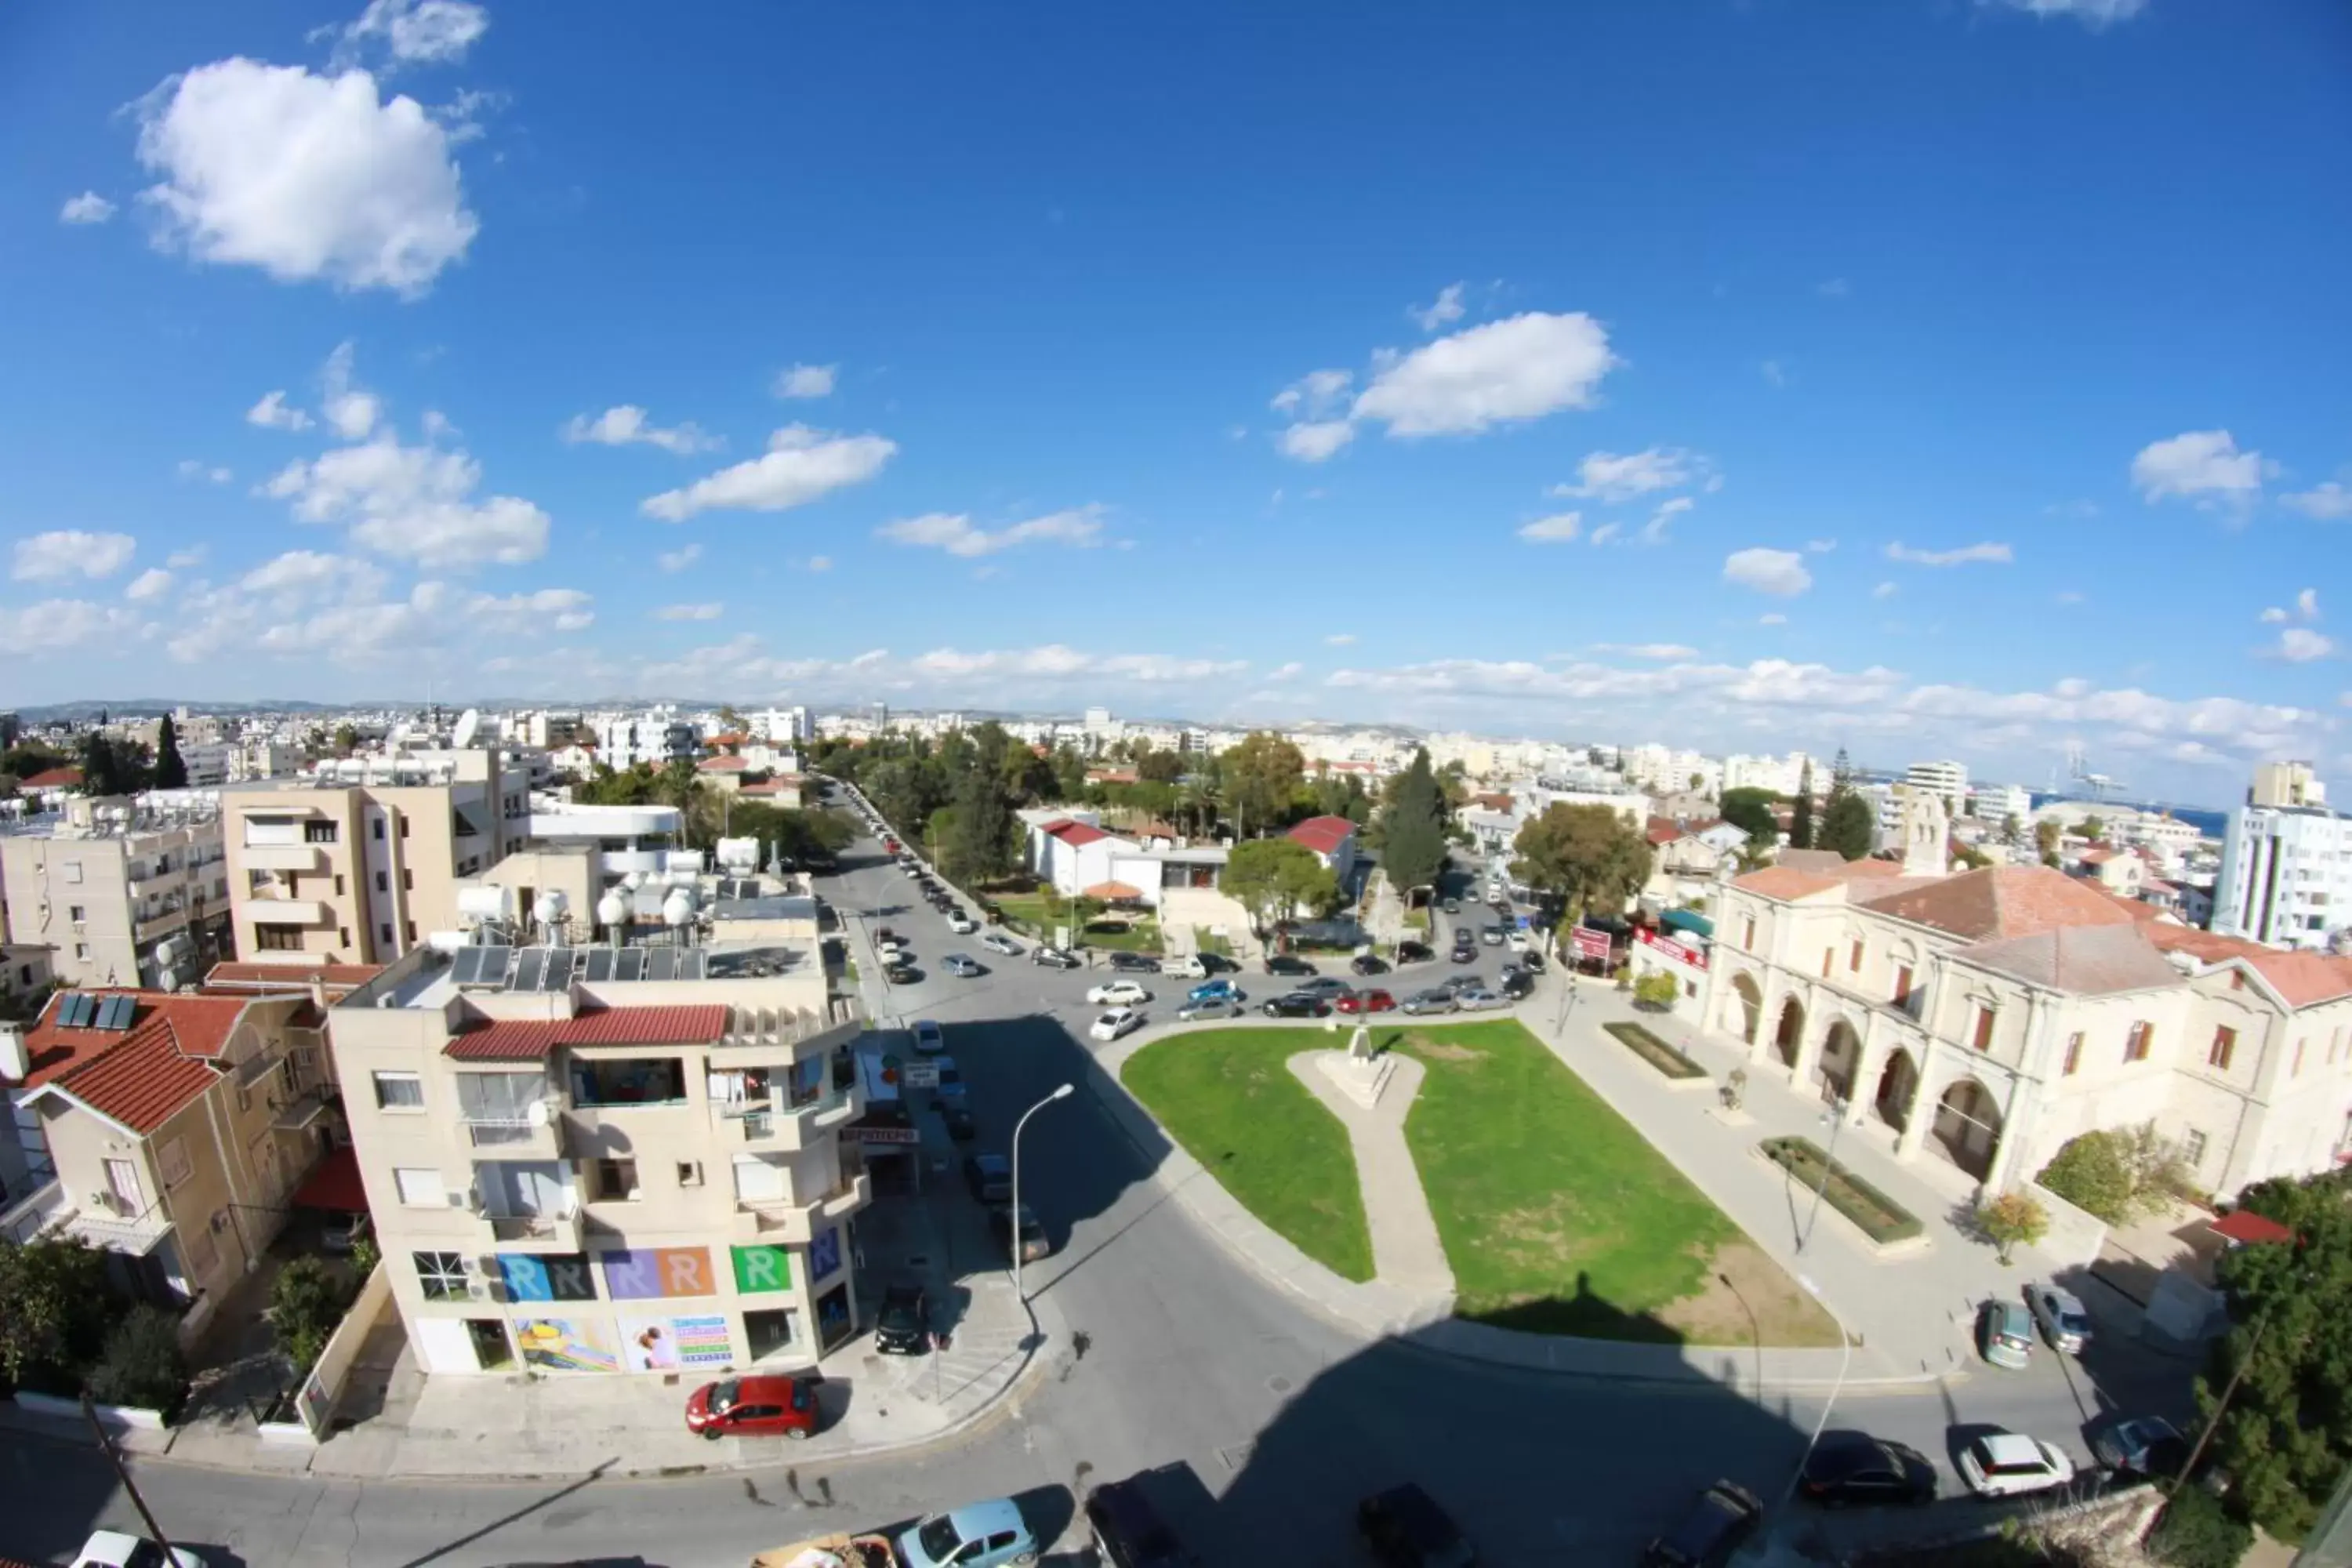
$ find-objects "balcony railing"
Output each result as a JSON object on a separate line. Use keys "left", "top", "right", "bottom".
{"left": 470, "top": 1201, "right": 583, "bottom": 1250}
{"left": 730, "top": 1171, "right": 871, "bottom": 1244}
{"left": 733, "top": 1083, "right": 861, "bottom": 1147}
{"left": 460, "top": 1108, "right": 565, "bottom": 1153}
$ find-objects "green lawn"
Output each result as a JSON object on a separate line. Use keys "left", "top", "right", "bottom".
{"left": 1192, "top": 927, "right": 1232, "bottom": 957}
{"left": 1080, "top": 916, "right": 1161, "bottom": 953}
{"left": 1120, "top": 1029, "right": 1374, "bottom": 1283}
{"left": 990, "top": 891, "right": 1055, "bottom": 935}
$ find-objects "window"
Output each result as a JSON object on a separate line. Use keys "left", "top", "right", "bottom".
{"left": 1742, "top": 917, "right": 1756, "bottom": 950}
{"left": 402, "top": 869, "right": 413, "bottom": 891}
{"left": 1892, "top": 966, "right": 1915, "bottom": 1007}
{"left": 372, "top": 1069, "right": 424, "bottom": 1111}
{"left": 1973, "top": 1007, "right": 1997, "bottom": 1052}
{"left": 379, "top": 923, "right": 394, "bottom": 946}
{"left": 2182, "top": 1129, "right": 2209, "bottom": 1167}
{"left": 185, "top": 1222, "right": 221, "bottom": 1279}
{"left": 394, "top": 1167, "right": 447, "bottom": 1206}
{"left": 74, "top": 942, "right": 89, "bottom": 961}
{"left": 2062, "top": 1033, "right": 2083, "bottom": 1076}
{"left": 256, "top": 927, "right": 300, "bottom": 951}
{"left": 677, "top": 1161, "right": 703, "bottom": 1187}
{"left": 63, "top": 861, "right": 83, "bottom": 884}
{"left": 2230, "top": 969, "right": 2245, "bottom": 991}
{"left": 333, "top": 874, "right": 346, "bottom": 895}
{"left": 303, "top": 821, "right": 337, "bottom": 844}
{"left": 338, "top": 926, "right": 350, "bottom": 947}
{"left": 1821, "top": 949, "right": 1834, "bottom": 978}
{"left": 372, "top": 818, "right": 385, "bottom": 841}
{"left": 68, "top": 904, "right": 86, "bottom": 925}
{"left": 398, "top": 813, "right": 409, "bottom": 838}
{"left": 375, "top": 871, "right": 388, "bottom": 893}
{"left": 2125, "top": 1022, "right": 2152, "bottom": 1063}
{"left": 405, "top": 920, "right": 418, "bottom": 943}
{"left": 2209, "top": 1026, "right": 2238, "bottom": 1072}
{"left": 595, "top": 1159, "right": 641, "bottom": 1201}
{"left": 1849, "top": 939, "right": 1864, "bottom": 973}
{"left": 414, "top": 1250, "right": 468, "bottom": 1301}
{"left": 158, "top": 1136, "right": 193, "bottom": 1188}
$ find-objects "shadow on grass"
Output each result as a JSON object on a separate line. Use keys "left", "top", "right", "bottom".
{"left": 1457, "top": 1267, "right": 1694, "bottom": 1343}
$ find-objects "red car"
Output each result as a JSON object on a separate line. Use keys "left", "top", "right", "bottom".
{"left": 684, "top": 1374, "right": 820, "bottom": 1441}
{"left": 1337, "top": 988, "right": 1396, "bottom": 1014}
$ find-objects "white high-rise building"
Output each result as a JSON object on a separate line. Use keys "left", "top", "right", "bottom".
{"left": 1905, "top": 759, "right": 1969, "bottom": 814}
{"left": 2214, "top": 776, "right": 2352, "bottom": 952}
{"left": 1971, "top": 783, "right": 2033, "bottom": 828}
{"left": 749, "top": 707, "right": 813, "bottom": 745}
{"left": 2252, "top": 761, "right": 2326, "bottom": 810}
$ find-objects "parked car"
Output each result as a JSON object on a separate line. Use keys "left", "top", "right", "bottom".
{"left": 1957, "top": 1431, "right": 2077, "bottom": 1499}
{"left": 1798, "top": 1433, "right": 1937, "bottom": 1507}
{"left": 1262, "top": 993, "right": 1333, "bottom": 1018}
{"left": 902, "top": 864, "right": 924, "bottom": 879}
{"left": 1091, "top": 1007, "right": 1145, "bottom": 1041}
{"left": 1357, "top": 1483, "right": 1474, "bottom": 1568}
{"left": 1033, "top": 946, "right": 1082, "bottom": 970}
{"left": 1641, "top": 1479, "right": 1762, "bottom": 1568}
{"left": 875, "top": 925, "right": 898, "bottom": 945}
{"left": 1443, "top": 898, "right": 1461, "bottom": 914}
{"left": 70, "top": 1533, "right": 205, "bottom": 1568}
{"left": 2092, "top": 1416, "right": 2187, "bottom": 1479}
{"left": 1176, "top": 996, "right": 1243, "bottom": 1022}
{"left": 884, "top": 963, "right": 920, "bottom": 985}
{"left": 2026, "top": 1282, "right": 2092, "bottom": 1354}
{"left": 874, "top": 1283, "right": 932, "bottom": 1355}
{"left": 943, "top": 953, "right": 984, "bottom": 978}
{"left": 1088, "top": 980, "right": 1152, "bottom": 1006}
{"left": 896, "top": 1499, "right": 1040, "bottom": 1568}
{"left": 877, "top": 939, "right": 909, "bottom": 964}
{"left": 1980, "top": 1298, "right": 2034, "bottom": 1370}
{"left": 1264, "top": 953, "right": 1317, "bottom": 977}
{"left": 1453, "top": 985, "right": 1505, "bottom": 1011}
{"left": 947, "top": 913, "right": 978, "bottom": 935}
{"left": 1350, "top": 953, "right": 1390, "bottom": 976}
{"left": 1450, "top": 940, "right": 1477, "bottom": 966}
{"left": 321, "top": 1208, "right": 371, "bottom": 1254}
{"left": 1294, "top": 976, "right": 1352, "bottom": 1000}
{"left": 1337, "top": 988, "right": 1396, "bottom": 1014}
{"left": 1399, "top": 989, "right": 1458, "bottom": 1016}
{"left": 981, "top": 932, "right": 1023, "bottom": 956}
{"left": 1481, "top": 925, "right": 1505, "bottom": 946}
{"left": 964, "top": 1153, "right": 1013, "bottom": 1204}
{"left": 1188, "top": 978, "right": 1241, "bottom": 1003}
{"left": 1084, "top": 1472, "right": 1192, "bottom": 1568}
{"left": 1436, "top": 973, "right": 1487, "bottom": 996}
{"left": 684, "top": 1374, "right": 820, "bottom": 1442}
{"left": 929, "top": 1057, "right": 968, "bottom": 1103}
{"left": 1518, "top": 947, "right": 1546, "bottom": 973}
{"left": 990, "top": 1202, "right": 1051, "bottom": 1263}
{"left": 1109, "top": 952, "right": 1160, "bottom": 974}
{"left": 913, "top": 1018, "right": 946, "bottom": 1055}
{"left": 939, "top": 1104, "right": 978, "bottom": 1142}
{"left": 1397, "top": 941, "right": 1436, "bottom": 964}
{"left": 1160, "top": 954, "right": 1208, "bottom": 979}
{"left": 1497, "top": 969, "right": 1535, "bottom": 1000}
{"left": 1506, "top": 929, "right": 1531, "bottom": 953}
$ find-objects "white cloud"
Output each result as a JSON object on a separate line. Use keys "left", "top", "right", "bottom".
{"left": 1278, "top": 420, "right": 1356, "bottom": 463}
{"left": 563, "top": 405, "right": 719, "bottom": 456}
{"left": 246, "top": 390, "right": 314, "bottom": 431}
{"left": 2260, "top": 606, "right": 2289, "bottom": 625}
{"left": 1516, "top": 513, "right": 1583, "bottom": 543}
{"left": 135, "top": 58, "right": 478, "bottom": 296}
{"left": 332, "top": 0, "right": 490, "bottom": 66}
{"left": 1984, "top": 0, "right": 2147, "bottom": 26}
{"left": 876, "top": 505, "right": 1104, "bottom": 557}
{"left": 1588, "top": 521, "right": 1622, "bottom": 546}
{"left": 175, "top": 459, "right": 233, "bottom": 484}
{"left": 59, "top": 191, "right": 116, "bottom": 225}
{"left": 2282, "top": 481, "right": 2352, "bottom": 521}
{"left": 1409, "top": 283, "right": 1465, "bottom": 333}
{"left": 1267, "top": 662, "right": 1305, "bottom": 681}
{"left": 165, "top": 547, "right": 205, "bottom": 569}
{"left": 657, "top": 544, "right": 702, "bottom": 573}
{"left": 1722, "top": 547, "right": 1812, "bottom": 597}
{"left": 0, "top": 600, "right": 140, "bottom": 658}
{"left": 317, "top": 341, "right": 381, "bottom": 439}
{"left": 2132, "top": 430, "right": 2270, "bottom": 510}
{"left": 240, "top": 549, "right": 387, "bottom": 601}
{"left": 804, "top": 555, "right": 833, "bottom": 572}
{"left": 1592, "top": 643, "right": 1700, "bottom": 660}
{"left": 642, "top": 426, "right": 896, "bottom": 522}
{"left": 658, "top": 603, "right": 724, "bottom": 622}
{"left": 1352, "top": 311, "right": 1618, "bottom": 437}
{"left": 1271, "top": 368, "right": 1352, "bottom": 418}
{"left": 1550, "top": 446, "right": 1714, "bottom": 503}
{"left": 13, "top": 530, "right": 136, "bottom": 583}
{"left": 267, "top": 434, "right": 550, "bottom": 568}
{"left": 1759, "top": 613, "right": 1789, "bottom": 626}
{"left": 2300, "top": 588, "right": 2321, "bottom": 619}
{"left": 773, "top": 364, "right": 837, "bottom": 400}
{"left": 466, "top": 587, "right": 593, "bottom": 633}
{"left": 1806, "top": 539, "right": 1837, "bottom": 554}
{"left": 1872, "top": 581, "right": 1899, "bottom": 600}
{"left": 1883, "top": 540, "right": 2015, "bottom": 567}
{"left": 2277, "top": 628, "right": 2335, "bottom": 663}
{"left": 1325, "top": 633, "right": 1357, "bottom": 646}
{"left": 1640, "top": 495, "right": 1696, "bottom": 546}
{"left": 125, "top": 568, "right": 174, "bottom": 602}
{"left": 1759, "top": 360, "right": 1787, "bottom": 388}
{"left": 2055, "top": 590, "right": 2086, "bottom": 605}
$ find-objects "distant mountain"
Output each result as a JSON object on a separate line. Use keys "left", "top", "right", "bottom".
{"left": 13, "top": 699, "right": 350, "bottom": 721}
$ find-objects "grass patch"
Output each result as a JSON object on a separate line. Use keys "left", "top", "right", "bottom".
{"left": 1080, "top": 917, "right": 1161, "bottom": 953}
{"left": 1121, "top": 1029, "right": 1374, "bottom": 1282}
{"left": 1760, "top": 1136, "right": 1924, "bottom": 1245}
{"left": 1192, "top": 927, "right": 1232, "bottom": 957}
{"left": 1403, "top": 906, "right": 1431, "bottom": 932}
{"left": 1602, "top": 1020, "right": 1708, "bottom": 1081}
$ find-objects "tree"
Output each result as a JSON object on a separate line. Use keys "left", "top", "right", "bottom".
{"left": 2037, "top": 1124, "right": 2190, "bottom": 1225}
{"left": 0, "top": 1238, "right": 114, "bottom": 1388}
{"left": 1135, "top": 746, "right": 1185, "bottom": 786}
{"left": 1953, "top": 842, "right": 1992, "bottom": 870}
{"left": 2035, "top": 818, "right": 2063, "bottom": 868}
{"left": 1000, "top": 743, "right": 1060, "bottom": 808}
{"left": 1633, "top": 971, "right": 1679, "bottom": 1010}
{"left": 83, "top": 1305, "right": 190, "bottom": 1420}
{"left": 1687, "top": 771, "right": 1705, "bottom": 792}
{"left": 151, "top": 714, "right": 188, "bottom": 789}
{"left": 333, "top": 723, "right": 360, "bottom": 757}
{"left": 1378, "top": 749, "right": 1449, "bottom": 902}
{"left": 78, "top": 732, "right": 147, "bottom": 797}
{"left": 1817, "top": 792, "right": 1876, "bottom": 861}
{"left": 1718, "top": 787, "right": 1780, "bottom": 844}
{"left": 2002, "top": 811, "right": 2023, "bottom": 847}
{"left": 1221, "top": 732, "right": 1305, "bottom": 837}
{"left": 1221, "top": 837, "right": 1337, "bottom": 935}
{"left": 1509, "top": 803, "right": 1653, "bottom": 924}
{"left": 271, "top": 1257, "right": 350, "bottom": 1376}
{"left": 943, "top": 757, "right": 1017, "bottom": 885}
{"left": 2081, "top": 814, "right": 2107, "bottom": 843}
{"left": 1977, "top": 1190, "right": 2049, "bottom": 1265}
{"left": 1789, "top": 763, "right": 1816, "bottom": 850}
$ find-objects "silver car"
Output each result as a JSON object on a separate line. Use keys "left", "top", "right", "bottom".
{"left": 1176, "top": 995, "right": 1243, "bottom": 1022}
{"left": 1454, "top": 985, "right": 1505, "bottom": 1011}
{"left": 943, "top": 953, "right": 983, "bottom": 978}
{"left": 2026, "top": 1283, "right": 2092, "bottom": 1353}
{"left": 1399, "top": 989, "right": 1458, "bottom": 1015}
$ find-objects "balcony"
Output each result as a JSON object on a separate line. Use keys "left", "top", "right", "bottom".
{"left": 459, "top": 1106, "right": 567, "bottom": 1158}
{"left": 241, "top": 844, "right": 325, "bottom": 873}
{"left": 246, "top": 898, "right": 328, "bottom": 926}
{"left": 470, "top": 1203, "right": 584, "bottom": 1252}
{"left": 720, "top": 1082, "right": 865, "bottom": 1151}
{"left": 730, "top": 1171, "right": 871, "bottom": 1245}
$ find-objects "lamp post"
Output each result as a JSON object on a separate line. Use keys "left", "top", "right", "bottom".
{"left": 1797, "top": 1094, "right": 1851, "bottom": 1256}
{"left": 1011, "top": 1083, "right": 1075, "bottom": 1301}
{"left": 1775, "top": 1274, "right": 1852, "bottom": 1518}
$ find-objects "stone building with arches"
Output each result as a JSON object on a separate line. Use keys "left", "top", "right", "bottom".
{"left": 1703, "top": 858, "right": 2352, "bottom": 1200}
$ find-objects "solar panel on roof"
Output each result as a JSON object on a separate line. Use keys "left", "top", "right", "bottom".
{"left": 478, "top": 946, "right": 512, "bottom": 985}
{"left": 510, "top": 949, "right": 546, "bottom": 993}
{"left": 614, "top": 949, "right": 647, "bottom": 982}
{"left": 60, "top": 993, "right": 94, "bottom": 1029}
{"left": 541, "top": 949, "right": 576, "bottom": 991}
{"left": 643, "top": 948, "right": 675, "bottom": 982}
{"left": 449, "top": 948, "right": 487, "bottom": 985}
{"left": 98, "top": 995, "right": 136, "bottom": 1030}
{"left": 581, "top": 948, "right": 615, "bottom": 983}
{"left": 681, "top": 949, "right": 706, "bottom": 980}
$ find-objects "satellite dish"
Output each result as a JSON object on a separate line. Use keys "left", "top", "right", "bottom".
{"left": 452, "top": 709, "right": 481, "bottom": 748}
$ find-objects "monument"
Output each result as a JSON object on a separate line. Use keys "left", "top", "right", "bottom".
{"left": 1316, "top": 1023, "right": 1395, "bottom": 1109}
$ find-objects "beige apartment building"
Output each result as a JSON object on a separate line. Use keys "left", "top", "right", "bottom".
{"left": 1704, "top": 855, "right": 2352, "bottom": 1200}
{"left": 329, "top": 928, "right": 871, "bottom": 1377}
{"left": 0, "top": 793, "right": 230, "bottom": 989}
{"left": 1, "top": 986, "right": 339, "bottom": 1337}
{"left": 221, "top": 749, "right": 531, "bottom": 970}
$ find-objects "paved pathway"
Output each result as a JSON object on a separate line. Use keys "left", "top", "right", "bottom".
{"left": 1284, "top": 1050, "right": 1455, "bottom": 1307}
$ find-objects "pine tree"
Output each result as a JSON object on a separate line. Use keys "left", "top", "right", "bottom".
{"left": 1789, "top": 762, "right": 1816, "bottom": 850}
{"left": 1377, "top": 748, "right": 1449, "bottom": 900}
{"left": 152, "top": 715, "right": 188, "bottom": 789}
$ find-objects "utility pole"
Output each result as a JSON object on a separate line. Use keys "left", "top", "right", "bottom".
{"left": 82, "top": 1394, "right": 180, "bottom": 1560}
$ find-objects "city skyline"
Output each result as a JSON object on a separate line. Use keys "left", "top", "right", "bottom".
{"left": 4, "top": 0, "right": 2347, "bottom": 801}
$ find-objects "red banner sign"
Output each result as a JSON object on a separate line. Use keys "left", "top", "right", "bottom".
{"left": 1570, "top": 926, "right": 1613, "bottom": 962}
{"left": 1637, "top": 927, "right": 1708, "bottom": 971}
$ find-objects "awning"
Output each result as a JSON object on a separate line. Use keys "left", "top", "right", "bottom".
{"left": 2209, "top": 1209, "right": 2293, "bottom": 1247}
{"left": 1661, "top": 909, "right": 1715, "bottom": 938}
{"left": 1083, "top": 881, "right": 1145, "bottom": 902}
{"left": 291, "top": 1146, "right": 367, "bottom": 1213}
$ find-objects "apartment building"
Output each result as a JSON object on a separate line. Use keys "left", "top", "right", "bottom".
{"left": 329, "top": 931, "right": 871, "bottom": 1377}
{"left": 1905, "top": 760, "right": 1969, "bottom": 815}
{"left": 1970, "top": 783, "right": 2034, "bottom": 829}
{"left": 221, "top": 750, "right": 531, "bottom": 970}
{"left": 2252, "top": 761, "right": 2326, "bottom": 811}
{"left": 593, "top": 713, "right": 699, "bottom": 771}
{"left": 1, "top": 987, "right": 338, "bottom": 1330}
{"left": 2213, "top": 799, "right": 2352, "bottom": 954}
{"left": 0, "top": 793, "right": 230, "bottom": 989}
{"left": 1704, "top": 859, "right": 2352, "bottom": 1200}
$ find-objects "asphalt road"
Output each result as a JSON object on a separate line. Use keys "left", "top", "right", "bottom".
{"left": 3, "top": 814, "right": 2204, "bottom": 1567}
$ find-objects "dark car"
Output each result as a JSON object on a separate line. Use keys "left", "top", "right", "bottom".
{"left": 1358, "top": 1483, "right": 1474, "bottom": 1568}
{"left": 884, "top": 963, "right": 920, "bottom": 985}
{"left": 2094, "top": 1416, "right": 2188, "bottom": 1479}
{"left": 1085, "top": 1473, "right": 1193, "bottom": 1568}
{"left": 684, "top": 1373, "right": 820, "bottom": 1442}
{"left": 1262, "top": 993, "right": 1333, "bottom": 1018}
{"left": 1799, "top": 1433, "right": 1938, "bottom": 1508}
{"left": 1032, "top": 946, "right": 1082, "bottom": 970}
{"left": 1109, "top": 953, "right": 1160, "bottom": 974}
{"left": 938, "top": 1104, "right": 977, "bottom": 1142}
{"left": 964, "top": 1152, "right": 1014, "bottom": 1205}
{"left": 1264, "top": 953, "right": 1317, "bottom": 977}
{"left": 989, "top": 1202, "right": 1051, "bottom": 1264}
{"left": 875, "top": 925, "right": 897, "bottom": 945}
{"left": 873, "top": 1283, "right": 931, "bottom": 1355}
{"left": 1294, "top": 975, "right": 1352, "bottom": 1000}
{"left": 1443, "top": 898, "right": 1461, "bottom": 914}
{"left": 1519, "top": 947, "right": 1545, "bottom": 973}
{"left": 1498, "top": 968, "right": 1535, "bottom": 1000}
{"left": 1450, "top": 940, "right": 1476, "bottom": 965}
{"left": 1397, "top": 941, "right": 1436, "bottom": 964}
{"left": 1350, "top": 953, "right": 1390, "bottom": 976}
{"left": 1642, "top": 1480, "right": 1760, "bottom": 1568}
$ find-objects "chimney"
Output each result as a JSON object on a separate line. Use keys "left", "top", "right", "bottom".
{"left": 0, "top": 1022, "right": 27, "bottom": 1084}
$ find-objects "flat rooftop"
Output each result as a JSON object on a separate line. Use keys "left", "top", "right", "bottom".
{"left": 361, "top": 938, "right": 823, "bottom": 1011}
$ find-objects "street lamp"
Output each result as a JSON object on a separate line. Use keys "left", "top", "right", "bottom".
{"left": 1011, "top": 1083, "right": 1075, "bottom": 1301}
{"left": 1774, "top": 1274, "right": 1852, "bottom": 1518}
{"left": 1796, "top": 1094, "right": 1852, "bottom": 1256}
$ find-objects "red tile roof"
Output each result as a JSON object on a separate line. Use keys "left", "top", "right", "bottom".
{"left": 1860, "top": 865, "right": 2140, "bottom": 942}
{"left": 20, "top": 766, "right": 82, "bottom": 789}
{"left": 1733, "top": 866, "right": 1840, "bottom": 900}
{"left": 1287, "top": 815, "right": 1356, "bottom": 855}
{"left": 443, "top": 1004, "right": 730, "bottom": 1060}
{"left": 697, "top": 755, "right": 751, "bottom": 772}
{"left": 2143, "top": 926, "right": 2352, "bottom": 1008}
{"left": 739, "top": 778, "right": 799, "bottom": 797}
{"left": 13, "top": 991, "right": 256, "bottom": 1134}
{"left": 1044, "top": 819, "right": 1112, "bottom": 848}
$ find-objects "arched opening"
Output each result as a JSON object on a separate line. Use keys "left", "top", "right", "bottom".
{"left": 1874, "top": 1048, "right": 1919, "bottom": 1132}
{"left": 1727, "top": 972, "right": 1763, "bottom": 1045}
{"left": 1931, "top": 1076, "right": 2004, "bottom": 1182}
{"left": 1772, "top": 997, "right": 1805, "bottom": 1069}
{"left": 1817, "top": 1019, "right": 1863, "bottom": 1105}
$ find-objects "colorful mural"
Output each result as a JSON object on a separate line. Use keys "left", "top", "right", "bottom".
{"left": 601, "top": 1246, "right": 719, "bottom": 1300}
{"left": 810, "top": 1226, "right": 842, "bottom": 1283}
{"left": 619, "top": 1312, "right": 734, "bottom": 1371}
{"left": 498, "top": 1253, "right": 597, "bottom": 1302}
{"left": 514, "top": 1316, "right": 619, "bottom": 1373}
{"left": 731, "top": 1243, "right": 793, "bottom": 1294}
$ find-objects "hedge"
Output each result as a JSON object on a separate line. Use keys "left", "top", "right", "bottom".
{"left": 1760, "top": 1135, "right": 1925, "bottom": 1244}
{"left": 1602, "top": 1020, "right": 1708, "bottom": 1081}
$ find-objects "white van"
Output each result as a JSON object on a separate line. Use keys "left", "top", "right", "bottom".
{"left": 1159, "top": 954, "right": 1207, "bottom": 979}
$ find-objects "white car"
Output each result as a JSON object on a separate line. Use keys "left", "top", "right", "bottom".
{"left": 1159, "top": 954, "right": 1207, "bottom": 979}
{"left": 913, "top": 1019, "right": 946, "bottom": 1055}
{"left": 877, "top": 940, "right": 907, "bottom": 964}
{"left": 943, "top": 953, "right": 983, "bottom": 978}
{"left": 1087, "top": 980, "right": 1151, "bottom": 1006}
{"left": 1507, "top": 929, "right": 1531, "bottom": 952}
{"left": 1958, "top": 1431, "right": 2078, "bottom": 1499}
{"left": 73, "top": 1532, "right": 205, "bottom": 1568}
{"left": 946, "top": 913, "right": 978, "bottom": 935}
{"left": 980, "top": 932, "right": 1022, "bottom": 956}
{"left": 1090, "top": 1007, "right": 1143, "bottom": 1042}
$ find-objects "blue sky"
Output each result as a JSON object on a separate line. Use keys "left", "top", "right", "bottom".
{"left": 2, "top": 0, "right": 2347, "bottom": 802}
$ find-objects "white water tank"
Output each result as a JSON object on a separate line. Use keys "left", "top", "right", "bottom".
{"left": 539, "top": 888, "right": 571, "bottom": 926}
{"left": 457, "top": 884, "right": 513, "bottom": 924}
{"left": 426, "top": 929, "right": 470, "bottom": 953}
{"left": 597, "top": 890, "right": 630, "bottom": 927}
{"left": 662, "top": 887, "right": 696, "bottom": 927}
